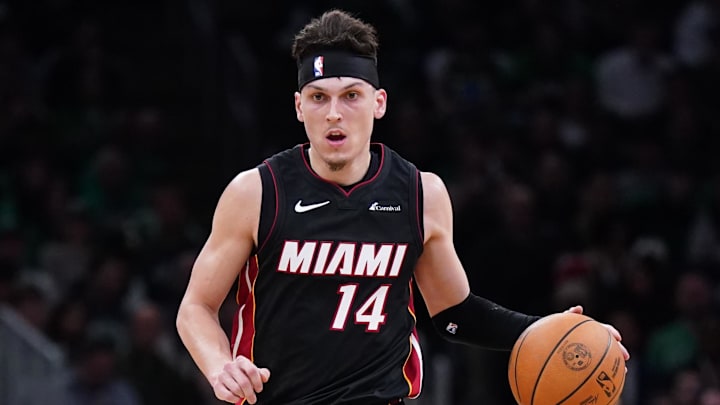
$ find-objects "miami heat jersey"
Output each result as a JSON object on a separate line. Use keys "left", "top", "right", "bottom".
{"left": 231, "top": 143, "right": 425, "bottom": 404}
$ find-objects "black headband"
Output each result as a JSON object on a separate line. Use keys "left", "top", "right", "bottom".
{"left": 297, "top": 51, "right": 379, "bottom": 90}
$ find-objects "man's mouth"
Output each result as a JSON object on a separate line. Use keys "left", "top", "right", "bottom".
{"left": 327, "top": 134, "right": 346, "bottom": 141}
{"left": 326, "top": 129, "right": 347, "bottom": 143}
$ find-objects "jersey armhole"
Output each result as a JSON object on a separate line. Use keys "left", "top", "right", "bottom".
{"left": 256, "top": 161, "right": 279, "bottom": 254}
{"left": 413, "top": 169, "right": 425, "bottom": 250}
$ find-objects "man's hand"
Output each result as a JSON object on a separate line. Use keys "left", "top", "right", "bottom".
{"left": 565, "top": 305, "right": 630, "bottom": 361}
{"left": 211, "top": 356, "right": 271, "bottom": 404}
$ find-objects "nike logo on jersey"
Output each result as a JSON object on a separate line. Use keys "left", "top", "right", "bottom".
{"left": 294, "top": 199, "right": 331, "bottom": 213}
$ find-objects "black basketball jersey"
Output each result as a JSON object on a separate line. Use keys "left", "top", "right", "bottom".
{"left": 230, "top": 143, "right": 425, "bottom": 405}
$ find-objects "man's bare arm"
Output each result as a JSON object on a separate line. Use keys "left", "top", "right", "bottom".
{"left": 176, "top": 168, "right": 268, "bottom": 402}
{"left": 413, "top": 171, "right": 471, "bottom": 316}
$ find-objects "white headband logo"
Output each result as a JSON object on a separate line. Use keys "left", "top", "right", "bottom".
{"left": 313, "top": 56, "right": 324, "bottom": 77}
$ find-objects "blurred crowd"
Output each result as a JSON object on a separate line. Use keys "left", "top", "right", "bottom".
{"left": 1, "top": 0, "right": 720, "bottom": 404}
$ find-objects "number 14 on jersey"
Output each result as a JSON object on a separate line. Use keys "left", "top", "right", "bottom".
{"left": 331, "top": 284, "right": 390, "bottom": 332}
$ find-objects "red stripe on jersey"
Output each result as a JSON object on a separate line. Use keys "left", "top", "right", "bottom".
{"left": 232, "top": 256, "right": 259, "bottom": 361}
{"left": 407, "top": 280, "right": 416, "bottom": 319}
{"left": 232, "top": 257, "right": 260, "bottom": 405}
{"left": 402, "top": 281, "right": 423, "bottom": 398}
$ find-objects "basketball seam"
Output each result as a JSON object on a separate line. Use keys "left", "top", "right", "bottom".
{"left": 530, "top": 319, "right": 593, "bottom": 405}
{"left": 556, "top": 328, "right": 613, "bottom": 405}
{"left": 512, "top": 329, "right": 533, "bottom": 404}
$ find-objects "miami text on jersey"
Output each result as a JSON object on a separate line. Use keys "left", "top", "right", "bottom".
{"left": 277, "top": 241, "right": 408, "bottom": 277}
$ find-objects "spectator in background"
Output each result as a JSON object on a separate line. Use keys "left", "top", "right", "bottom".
{"left": 0, "top": 230, "right": 23, "bottom": 304}
{"left": 71, "top": 254, "right": 145, "bottom": 350}
{"left": 595, "top": 18, "right": 674, "bottom": 129}
{"left": 79, "top": 144, "right": 143, "bottom": 234}
{"left": 701, "top": 387, "right": 720, "bottom": 405}
{"left": 132, "top": 180, "right": 204, "bottom": 272}
{"left": 674, "top": 0, "right": 720, "bottom": 69}
{"left": 669, "top": 368, "right": 705, "bottom": 405}
{"left": 62, "top": 335, "right": 141, "bottom": 405}
{"left": 120, "top": 302, "right": 205, "bottom": 405}
{"left": 0, "top": 265, "right": 18, "bottom": 303}
{"left": 696, "top": 316, "right": 720, "bottom": 388}
{"left": 645, "top": 271, "right": 716, "bottom": 390}
{"left": 45, "top": 296, "right": 90, "bottom": 361}
{"left": 687, "top": 174, "right": 720, "bottom": 267}
{"left": 8, "top": 282, "right": 50, "bottom": 331}
{"left": 38, "top": 204, "right": 94, "bottom": 293}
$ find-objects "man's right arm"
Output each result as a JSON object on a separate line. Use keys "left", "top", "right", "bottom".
{"left": 176, "top": 168, "right": 269, "bottom": 404}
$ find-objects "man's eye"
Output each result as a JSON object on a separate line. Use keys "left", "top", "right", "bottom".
{"left": 312, "top": 94, "right": 324, "bottom": 101}
{"left": 347, "top": 92, "right": 359, "bottom": 99}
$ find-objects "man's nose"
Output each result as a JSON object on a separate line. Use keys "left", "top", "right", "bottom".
{"left": 326, "top": 99, "right": 342, "bottom": 121}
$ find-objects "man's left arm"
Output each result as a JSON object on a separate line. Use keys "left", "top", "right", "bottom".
{"left": 414, "top": 171, "right": 628, "bottom": 358}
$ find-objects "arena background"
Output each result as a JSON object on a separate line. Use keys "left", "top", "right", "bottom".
{"left": 1, "top": 0, "right": 720, "bottom": 404}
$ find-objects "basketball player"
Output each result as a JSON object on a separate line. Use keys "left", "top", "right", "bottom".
{"left": 176, "top": 9, "right": 630, "bottom": 405}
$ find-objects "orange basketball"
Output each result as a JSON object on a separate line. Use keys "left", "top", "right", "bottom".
{"left": 508, "top": 312, "right": 625, "bottom": 405}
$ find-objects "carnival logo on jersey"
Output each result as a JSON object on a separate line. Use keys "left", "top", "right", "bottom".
{"left": 368, "top": 202, "right": 402, "bottom": 212}
{"left": 277, "top": 241, "right": 408, "bottom": 277}
{"left": 313, "top": 56, "right": 324, "bottom": 77}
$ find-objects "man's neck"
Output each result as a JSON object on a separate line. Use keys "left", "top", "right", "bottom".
{"left": 307, "top": 148, "right": 372, "bottom": 187}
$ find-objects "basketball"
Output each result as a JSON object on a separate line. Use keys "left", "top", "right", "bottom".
{"left": 508, "top": 312, "right": 625, "bottom": 405}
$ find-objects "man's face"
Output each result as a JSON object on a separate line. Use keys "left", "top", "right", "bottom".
{"left": 295, "top": 77, "right": 386, "bottom": 172}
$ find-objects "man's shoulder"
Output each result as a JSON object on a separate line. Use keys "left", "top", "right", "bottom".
{"left": 224, "top": 168, "right": 262, "bottom": 197}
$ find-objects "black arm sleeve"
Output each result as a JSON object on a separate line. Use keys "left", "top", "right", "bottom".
{"left": 431, "top": 293, "right": 542, "bottom": 351}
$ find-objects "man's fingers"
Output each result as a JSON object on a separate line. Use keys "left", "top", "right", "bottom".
{"left": 604, "top": 323, "right": 622, "bottom": 341}
{"left": 260, "top": 368, "right": 271, "bottom": 383}
{"left": 617, "top": 341, "right": 630, "bottom": 361}
{"left": 218, "top": 372, "right": 246, "bottom": 398}
{"left": 219, "top": 365, "right": 257, "bottom": 403}
{"left": 212, "top": 358, "right": 269, "bottom": 404}
{"left": 214, "top": 376, "right": 242, "bottom": 403}
{"left": 238, "top": 377, "right": 258, "bottom": 403}
{"left": 601, "top": 323, "right": 630, "bottom": 361}
{"left": 564, "top": 305, "right": 583, "bottom": 314}
{"left": 559, "top": 310, "right": 631, "bottom": 362}
{"left": 238, "top": 360, "right": 266, "bottom": 393}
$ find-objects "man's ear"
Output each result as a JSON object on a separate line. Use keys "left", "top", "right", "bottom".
{"left": 295, "top": 92, "right": 304, "bottom": 122}
{"left": 374, "top": 89, "right": 387, "bottom": 119}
